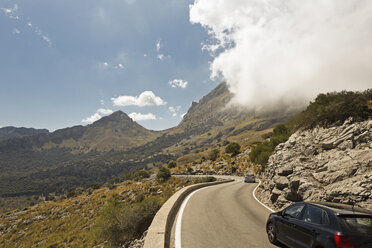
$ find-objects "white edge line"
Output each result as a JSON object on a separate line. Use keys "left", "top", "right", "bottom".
{"left": 175, "top": 187, "right": 207, "bottom": 248}
{"left": 253, "top": 179, "right": 275, "bottom": 213}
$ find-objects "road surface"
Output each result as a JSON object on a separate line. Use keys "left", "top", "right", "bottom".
{"left": 170, "top": 178, "right": 283, "bottom": 248}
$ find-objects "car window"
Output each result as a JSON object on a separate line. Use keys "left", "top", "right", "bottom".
{"left": 338, "top": 216, "right": 372, "bottom": 235}
{"left": 283, "top": 204, "right": 305, "bottom": 219}
{"left": 322, "top": 211, "right": 330, "bottom": 225}
{"left": 303, "top": 205, "right": 323, "bottom": 224}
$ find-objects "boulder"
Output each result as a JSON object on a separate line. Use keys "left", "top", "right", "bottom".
{"left": 277, "top": 166, "right": 293, "bottom": 176}
{"left": 275, "top": 176, "right": 289, "bottom": 190}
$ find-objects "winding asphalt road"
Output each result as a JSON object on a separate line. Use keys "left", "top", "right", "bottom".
{"left": 170, "top": 178, "right": 283, "bottom": 248}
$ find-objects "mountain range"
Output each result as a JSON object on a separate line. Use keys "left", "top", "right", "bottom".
{"left": 0, "top": 82, "right": 292, "bottom": 211}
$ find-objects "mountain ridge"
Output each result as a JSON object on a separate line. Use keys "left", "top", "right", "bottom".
{"left": 0, "top": 82, "right": 290, "bottom": 212}
{"left": 0, "top": 126, "right": 49, "bottom": 142}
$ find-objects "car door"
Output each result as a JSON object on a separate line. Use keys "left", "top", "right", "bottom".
{"left": 296, "top": 205, "right": 328, "bottom": 248}
{"left": 276, "top": 203, "right": 305, "bottom": 247}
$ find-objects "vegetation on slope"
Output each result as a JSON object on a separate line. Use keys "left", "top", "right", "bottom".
{"left": 0, "top": 171, "right": 215, "bottom": 247}
{"left": 249, "top": 89, "right": 372, "bottom": 168}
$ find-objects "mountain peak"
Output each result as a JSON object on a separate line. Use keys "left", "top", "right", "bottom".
{"left": 93, "top": 111, "right": 133, "bottom": 126}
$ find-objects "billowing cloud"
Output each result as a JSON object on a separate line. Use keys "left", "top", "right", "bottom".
{"left": 190, "top": 0, "right": 372, "bottom": 111}
{"left": 82, "top": 108, "right": 113, "bottom": 124}
{"left": 112, "top": 91, "right": 167, "bottom": 107}
{"left": 169, "top": 106, "right": 181, "bottom": 117}
{"left": 169, "top": 79, "right": 188, "bottom": 89}
{"left": 97, "top": 108, "right": 113, "bottom": 115}
{"left": 129, "top": 112, "right": 157, "bottom": 121}
{"left": 82, "top": 113, "right": 102, "bottom": 124}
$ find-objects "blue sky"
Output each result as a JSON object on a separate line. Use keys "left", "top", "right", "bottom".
{"left": 0, "top": 0, "right": 215, "bottom": 131}
{"left": 3, "top": 0, "right": 371, "bottom": 131}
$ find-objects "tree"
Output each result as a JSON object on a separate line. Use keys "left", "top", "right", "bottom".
{"left": 209, "top": 149, "right": 219, "bottom": 161}
{"left": 156, "top": 167, "right": 171, "bottom": 181}
{"left": 134, "top": 169, "right": 150, "bottom": 179}
{"left": 225, "top": 142, "right": 241, "bottom": 156}
{"left": 167, "top": 161, "right": 177, "bottom": 168}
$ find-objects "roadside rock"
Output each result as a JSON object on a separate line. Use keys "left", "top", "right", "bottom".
{"left": 257, "top": 119, "right": 372, "bottom": 210}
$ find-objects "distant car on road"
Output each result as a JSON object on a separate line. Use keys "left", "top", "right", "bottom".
{"left": 266, "top": 202, "right": 372, "bottom": 248}
{"left": 244, "top": 174, "right": 256, "bottom": 183}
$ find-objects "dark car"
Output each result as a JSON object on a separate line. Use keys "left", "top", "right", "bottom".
{"left": 244, "top": 174, "right": 256, "bottom": 183}
{"left": 266, "top": 202, "right": 372, "bottom": 248}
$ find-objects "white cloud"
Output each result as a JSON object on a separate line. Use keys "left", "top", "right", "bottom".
{"left": 129, "top": 112, "right": 157, "bottom": 121}
{"left": 169, "top": 106, "right": 182, "bottom": 117}
{"left": 114, "top": 63, "right": 125, "bottom": 70}
{"left": 82, "top": 113, "right": 102, "bottom": 124}
{"left": 97, "top": 53, "right": 127, "bottom": 71}
{"left": 190, "top": 0, "right": 372, "bottom": 111}
{"left": 1, "top": 4, "right": 51, "bottom": 46}
{"left": 157, "top": 54, "right": 171, "bottom": 61}
{"left": 168, "top": 79, "right": 188, "bottom": 89}
{"left": 0, "top": 4, "right": 19, "bottom": 20}
{"left": 97, "top": 108, "right": 113, "bottom": 115}
{"left": 100, "top": 100, "right": 105, "bottom": 105}
{"left": 42, "top": 35, "right": 52, "bottom": 47}
{"left": 112, "top": 91, "right": 167, "bottom": 107}
{"left": 156, "top": 40, "right": 162, "bottom": 52}
{"left": 155, "top": 39, "right": 171, "bottom": 61}
{"left": 82, "top": 108, "right": 113, "bottom": 124}
{"left": 12, "top": 28, "right": 20, "bottom": 35}
{"left": 144, "top": 53, "right": 147, "bottom": 57}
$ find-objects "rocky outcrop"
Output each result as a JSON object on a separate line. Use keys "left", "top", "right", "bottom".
{"left": 257, "top": 118, "right": 372, "bottom": 210}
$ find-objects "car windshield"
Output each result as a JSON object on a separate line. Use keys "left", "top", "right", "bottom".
{"left": 338, "top": 216, "right": 372, "bottom": 235}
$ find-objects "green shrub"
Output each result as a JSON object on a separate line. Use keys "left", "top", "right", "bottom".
{"left": 134, "top": 169, "right": 150, "bottom": 179}
{"left": 167, "top": 161, "right": 177, "bottom": 168}
{"left": 249, "top": 89, "right": 372, "bottom": 169}
{"left": 92, "top": 184, "right": 101, "bottom": 190}
{"left": 225, "top": 142, "right": 241, "bottom": 156}
{"left": 156, "top": 167, "right": 171, "bottom": 182}
{"left": 209, "top": 149, "right": 219, "bottom": 161}
{"left": 93, "top": 194, "right": 162, "bottom": 246}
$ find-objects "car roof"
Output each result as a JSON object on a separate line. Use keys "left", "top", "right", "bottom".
{"left": 307, "top": 202, "right": 372, "bottom": 215}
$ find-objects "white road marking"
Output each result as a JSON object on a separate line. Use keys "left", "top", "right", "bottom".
{"left": 175, "top": 187, "right": 208, "bottom": 248}
{"left": 252, "top": 180, "right": 275, "bottom": 213}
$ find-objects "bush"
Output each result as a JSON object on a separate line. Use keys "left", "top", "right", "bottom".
{"left": 92, "top": 184, "right": 101, "bottom": 190}
{"left": 93, "top": 194, "right": 162, "bottom": 246}
{"left": 249, "top": 89, "right": 372, "bottom": 169}
{"left": 134, "top": 169, "right": 150, "bottom": 179}
{"left": 225, "top": 142, "right": 241, "bottom": 156}
{"left": 209, "top": 149, "right": 219, "bottom": 161}
{"left": 156, "top": 167, "right": 171, "bottom": 182}
{"left": 296, "top": 90, "right": 372, "bottom": 128}
{"left": 167, "top": 161, "right": 177, "bottom": 168}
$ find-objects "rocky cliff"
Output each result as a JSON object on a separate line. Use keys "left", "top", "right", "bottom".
{"left": 257, "top": 118, "right": 372, "bottom": 210}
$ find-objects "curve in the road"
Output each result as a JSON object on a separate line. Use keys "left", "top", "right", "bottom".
{"left": 173, "top": 180, "right": 279, "bottom": 248}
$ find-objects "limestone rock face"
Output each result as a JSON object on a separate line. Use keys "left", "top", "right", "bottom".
{"left": 258, "top": 119, "right": 372, "bottom": 210}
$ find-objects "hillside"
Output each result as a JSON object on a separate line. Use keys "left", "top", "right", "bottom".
{"left": 0, "top": 175, "right": 211, "bottom": 248}
{"left": 0, "top": 127, "right": 49, "bottom": 142}
{"left": 257, "top": 118, "right": 372, "bottom": 210}
{"left": 0, "top": 82, "right": 290, "bottom": 212}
